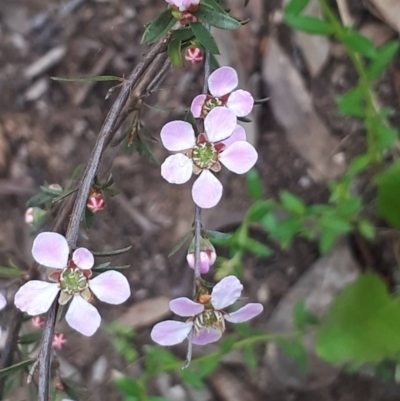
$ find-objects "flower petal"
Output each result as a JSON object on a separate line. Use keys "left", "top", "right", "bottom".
{"left": 151, "top": 321, "right": 193, "bottom": 346}
{"left": 65, "top": 295, "right": 101, "bottom": 336}
{"left": 192, "top": 328, "right": 222, "bottom": 345}
{"left": 160, "top": 121, "right": 196, "bottom": 151}
{"left": 211, "top": 275, "right": 243, "bottom": 310}
{"left": 161, "top": 154, "right": 193, "bottom": 184}
{"left": 219, "top": 141, "right": 258, "bottom": 174}
{"left": 0, "top": 293, "right": 6, "bottom": 310}
{"left": 14, "top": 281, "right": 59, "bottom": 315}
{"left": 192, "top": 170, "right": 223, "bottom": 209}
{"left": 224, "top": 303, "right": 264, "bottom": 323}
{"left": 72, "top": 248, "right": 94, "bottom": 270}
{"left": 32, "top": 232, "right": 69, "bottom": 269}
{"left": 222, "top": 125, "right": 246, "bottom": 148}
{"left": 226, "top": 89, "right": 254, "bottom": 117}
{"left": 204, "top": 107, "right": 236, "bottom": 143}
{"left": 208, "top": 66, "right": 238, "bottom": 97}
{"left": 170, "top": 297, "right": 204, "bottom": 316}
{"left": 89, "top": 270, "right": 131, "bottom": 305}
{"left": 187, "top": 251, "right": 213, "bottom": 274}
{"left": 191, "top": 94, "right": 206, "bottom": 118}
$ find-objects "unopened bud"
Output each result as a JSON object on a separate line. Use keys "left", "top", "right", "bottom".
{"left": 87, "top": 189, "right": 105, "bottom": 214}
{"left": 52, "top": 333, "right": 67, "bottom": 350}
{"left": 48, "top": 183, "right": 62, "bottom": 192}
{"left": 25, "top": 207, "right": 47, "bottom": 226}
{"left": 31, "top": 316, "right": 45, "bottom": 328}
{"left": 185, "top": 47, "right": 203, "bottom": 65}
{"left": 187, "top": 236, "right": 216, "bottom": 274}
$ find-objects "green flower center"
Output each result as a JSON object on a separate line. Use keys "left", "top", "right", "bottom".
{"left": 192, "top": 142, "right": 218, "bottom": 169}
{"left": 59, "top": 268, "right": 88, "bottom": 295}
{"left": 202, "top": 97, "right": 223, "bottom": 116}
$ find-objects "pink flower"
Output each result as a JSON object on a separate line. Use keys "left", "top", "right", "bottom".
{"left": 151, "top": 276, "right": 263, "bottom": 346}
{"left": 160, "top": 110, "right": 257, "bottom": 208}
{"left": 31, "top": 316, "right": 45, "bottom": 328}
{"left": 166, "top": 0, "right": 200, "bottom": 12}
{"left": 191, "top": 66, "right": 254, "bottom": 119}
{"left": 14, "top": 232, "right": 131, "bottom": 337}
{"left": 87, "top": 190, "right": 105, "bottom": 214}
{"left": 52, "top": 333, "right": 67, "bottom": 350}
{"left": 185, "top": 47, "right": 203, "bottom": 65}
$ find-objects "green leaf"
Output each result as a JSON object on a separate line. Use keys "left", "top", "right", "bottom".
{"left": 276, "top": 339, "right": 308, "bottom": 374}
{"left": 337, "top": 87, "right": 365, "bottom": 118}
{"left": 343, "top": 32, "right": 377, "bottom": 59}
{"left": 204, "top": 230, "right": 232, "bottom": 241}
{"left": 320, "top": 216, "right": 352, "bottom": 234}
{"left": 293, "top": 299, "right": 319, "bottom": 330}
{"left": 336, "top": 197, "right": 362, "bottom": 218}
{"left": 247, "top": 200, "right": 272, "bottom": 222}
{"left": 376, "top": 160, "right": 400, "bottom": 230}
{"left": 241, "top": 238, "right": 272, "bottom": 257}
{"left": 0, "top": 265, "right": 23, "bottom": 278}
{"left": 193, "top": 3, "right": 241, "bottom": 30}
{"left": 209, "top": 52, "right": 220, "bottom": 70}
{"left": 93, "top": 263, "right": 130, "bottom": 272}
{"left": 0, "top": 360, "right": 33, "bottom": 378}
{"left": 132, "top": 132, "right": 159, "bottom": 164}
{"left": 317, "top": 273, "right": 400, "bottom": 364}
{"left": 358, "top": 219, "right": 376, "bottom": 240}
{"left": 220, "top": 336, "right": 235, "bottom": 354}
{"left": 51, "top": 75, "right": 123, "bottom": 82}
{"left": 91, "top": 245, "right": 132, "bottom": 257}
{"left": 373, "top": 123, "right": 398, "bottom": 151}
{"left": 202, "top": 0, "right": 227, "bottom": 13}
{"left": 114, "top": 377, "right": 142, "bottom": 397}
{"left": 244, "top": 345, "right": 258, "bottom": 369}
{"left": 367, "top": 40, "right": 400, "bottom": 80}
{"left": 318, "top": 228, "right": 339, "bottom": 254}
{"left": 196, "top": 355, "right": 220, "bottom": 377}
{"left": 347, "top": 154, "right": 371, "bottom": 176}
{"left": 284, "top": 0, "right": 311, "bottom": 15}
{"left": 284, "top": 14, "right": 334, "bottom": 35}
{"left": 168, "top": 38, "right": 183, "bottom": 67}
{"left": 181, "top": 368, "right": 205, "bottom": 389}
{"left": 279, "top": 191, "right": 306, "bottom": 215}
{"left": 190, "top": 22, "right": 219, "bottom": 54}
{"left": 142, "top": 10, "right": 177, "bottom": 44}
{"left": 168, "top": 231, "right": 192, "bottom": 257}
{"left": 18, "top": 332, "right": 42, "bottom": 344}
{"left": 145, "top": 346, "right": 179, "bottom": 376}
{"left": 264, "top": 216, "right": 302, "bottom": 249}
{"left": 172, "top": 27, "right": 195, "bottom": 42}
{"left": 246, "top": 169, "right": 263, "bottom": 201}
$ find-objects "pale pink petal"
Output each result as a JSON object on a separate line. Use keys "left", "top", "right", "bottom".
{"left": 211, "top": 275, "right": 243, "bottom": 310}
{"left": 0, "top": 293, "right": 6, "bottom": 310}
{"left": 192, "top": 170, "right": 223, "bottom": 209}
{"left": 170, "top": 297, "right": 204, "bottom": 316}
{"left": 187, "top": 251, "right": 212, "bottom": 274}
{"left": 226, "top": 90, "right": 254, "bottom": 117}
{"left": 222, "top": 125, "right": 246, "bottom": 148}
{"left": 89, "top": 271, "right": 130, "bottom": 305}
{"left": 208, "top": 66, "right": 238, "bottom": 97}
{"left": 32, "top": 232, "right": 69, "bottom": 269}
{"left": 192, "top": 328, "right": 222, "bottom": 345}
{"left": 224, "top": 303, "right": 263, "bottom": 323}
{"left": 204, "top": 107, "right": 236, "bottom": 143}
{"left": 191, "top": 94, "right": 206, "bottom": 118}
{"left": 161, "top": 154, "right": 193, "bottom": 184}
{"left": 65, "top": 295, "right": 101, "bottom": 336}
{"left": 219, "top": 141, "right": 257, "bottom": 174}
{"left": 160, "top": 121, "right": 196, "bottom": 151}
{"left": 151, "top": 321, "right": 193, "bottom": 346}
{"left": 72, "top": 248, "right": 94, "bottom": 270}
{"left": 14, "top": 281, "right": 59, "bottom": 315}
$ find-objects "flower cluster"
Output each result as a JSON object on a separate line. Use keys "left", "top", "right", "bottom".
{"left": 151, "top": 276, "right": 263, "bottom": 345}
{"left": 160, "top": 66, "right": 257, "bottom": 209}
{"left": 15, "top": 232, "right": 130, "bottom": 336}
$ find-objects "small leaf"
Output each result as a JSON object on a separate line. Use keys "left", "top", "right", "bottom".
{"left": 337, "top": 87, "right": 365, "bottom": 118}
{"left": 168, "top": 231, "right": 192, "bottom": 257}
{"left": 132, "top": 131, "right": 159, "bottom": 164}
{"left": 181, "top": 369, "right": 205, "bottom": 389}
{"left": 209, "top": 52, "right": 220, "bottom": 70}
{"left": 18, "top": 332, "right": 43, "bottom": 344}
{"left": 142, "top": 10, "right": 177, "bottom": 44}
{"left": 241, "top": 238, "right": 272, "bottom": 257}
{"left": 220, "top": 336, "right": 235, "bottom": 353}
{"left": 92, "top": 245, "right": 132, "bottom": 257}
{"left": 189, "top": 22, "right": 219, "bottom": 54}
{"left": 193, "top": 3, "right": 241, "bottom": 30}
{"left": 0, "top": 266, "right": 24, "bottom": 278}
{"left": 202, "top": 0, "right": 226, "bottom": 13}
{"left": 51, "top": 75, "right": 123, "bottom": 82}
{"left": 347, "top": 154, "right": 371, "bottom": 176}
{"left": 367, "top": 40, "right": 400, "bottom": 80}
{"left": 93, "top": 264, "right": 130, "bottom": 272}
{"left": 196, "top": 355, "right": 220, "bottom": 377}
{"left": 52, "top": 188, "right": 79, "bottom": 203}
{"left": 172, "top": 27, "right": 195, "bottom": 41}
{"left": 284, "top": 0, "right": 311, "bottom": 15}
{"left": 319, "top": 228, "right": 339, "bottom": 254}
{"left": 293, "top": 299, "right": 318, "bottom": 330}
{"left": 320, "top": 216, "right": 352, "bottom": 234}
{"left": 279, "top": 191, "right": 306, "bottom": 215}
{"left": 204, "top": 230, "right": 232, "bottom": 241}
{"left": 168, "top": 38, "right": 183, "bottom": 67}
{"left": 246, "top": 169, "right": 263, "bottom": 201}
{"left": 284, "top": 14, "right": 334, "bottom": 35}
{"left": 0, "top": 360, "right": 33, "bottom": 378}
{"left": 358, "top": 219, "right": 376, "bottom": 240}
{"left": 373, "top": 123, "right": 398, "bottom": 151}
{"left": 114, "top": 376, "right": 142, "bottom": 397}
{"left": 344, "top": 32, "right": 377, "bottom": 59}
{"left": 247, "top": 201, "right": 272, "bottom": 222}
{"left": 276, "top": 339, "right": 308, "bottom": 374}
{"left": 243, "top": 345, "right": 258, "bottom": 369}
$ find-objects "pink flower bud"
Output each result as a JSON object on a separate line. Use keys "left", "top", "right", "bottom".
{"left": 25, "top": 207, "right": 35, "bottom": 225}
{"left": 186, "top": 250, "right": 216, "bottom": 274}
{"left": 185, "top": 47, "right": 203, "bottom": 65}
{"left": 52, "top": 333, "right": 67, "bottom": 350}
{"left": 25, "top": 207, "right": 47, "bottom": 226}
{"left": 87, "top": 189, "right": 105, "bottom": 214}
{"left": 32, "top": 316, "right": 45, "bottom": 328}
{"left": 48, "top": 183, "right": 62, "bottom": 191}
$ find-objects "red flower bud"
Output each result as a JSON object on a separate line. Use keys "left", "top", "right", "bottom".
{"left": 185, "top": 47, "right": 203, "bottom": 65}
{"left": 87, "top": 189, "right": 105, "bottom": 213}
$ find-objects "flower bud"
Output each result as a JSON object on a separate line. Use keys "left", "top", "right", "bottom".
{"left": 87, "top": 189, "right": 105, "bottom": 214}
{"left": 25, "top": 207, "right": 47, "bottom": 226}
{"left": 48, "top": 183, "right": 62, "bottom": 192}
{"left": 52, "top": 333, "right": 67, "bottom": 350}
{"left": 186, "top": 236, "right": 216, "bottom": 274}
{"left": 185, "top": 47, "right": 203, "bottom": 65}
{"left": 31, "top": 316, "right": 45, "bottom": 328}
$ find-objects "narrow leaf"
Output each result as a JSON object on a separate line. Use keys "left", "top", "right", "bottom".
{"left": 168, "top": 38, "right": 183, "bottom": 67}
{"left": 284, "top": 0, "right": 311, "bottom": 16}
{"left": 344, "top": 32, "right": 377, "bottom": 59}
{"left": 190, "top": 22, "right": 219, "bottom": 54}
{"left": 92, "top": 245, "right": 132, "bottom": 257}
{"left": 51, "top": 75, "right": 123, "bottom": 82}
{"left": 142, "top": 10, "right": 177, "bottom": 44}
{"left": 0, "top": 360, "right": 33, "bottom": 378}
{"left": 168, "top": 231, "right": 192, "bottom": 257}
{"left": 284, "top": 14, "right": 334, "bottom": 35}
{"left": 193, "top": 4, "right": 241, "bottom": 30}
{"left": 367, "top": 41, "right": 400, "bottom": 80}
